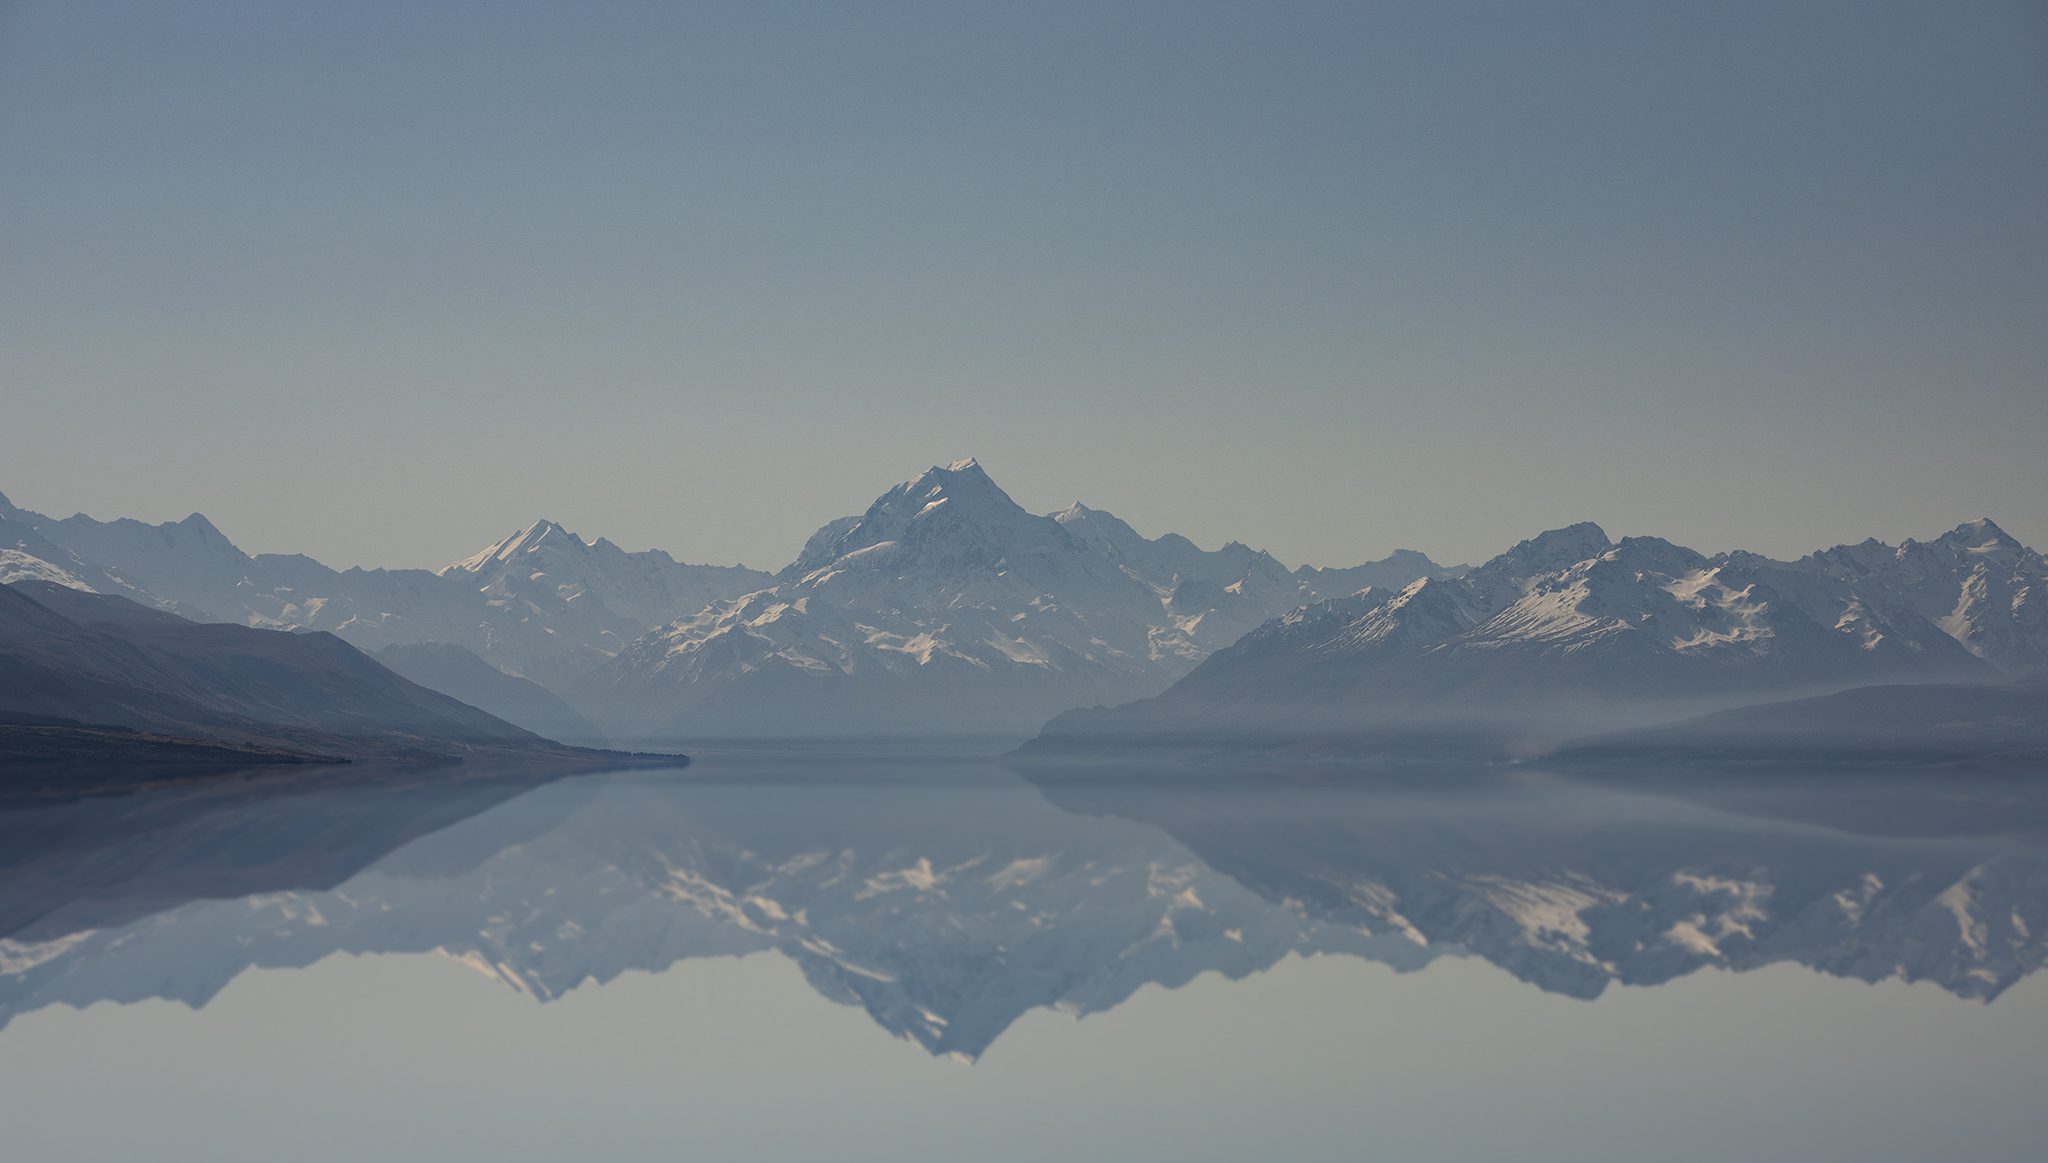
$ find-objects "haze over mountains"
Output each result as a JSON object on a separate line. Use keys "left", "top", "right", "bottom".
{"left": 370, "top": 642, "right": 604, "bottom": 750}
{"left": 1554, "top": 675, "right": 2048, "bottom": 770}
{"left": 1030, "top": 517, "right": 2048, "bottom": 758}
{"left": 0, "top": 486, "right": 771, "bottom": 697}
{"left": 0, "top": 581, "right": 567, "bottom": 776}
{"left": 580, "top": 459, "right": 1440, "bottom": 740}
{"left": 5, "top": 466, "right": 2044, "bottom": 757}
{"left": 1, "top": 466, "right": 1456, "bottom": 744}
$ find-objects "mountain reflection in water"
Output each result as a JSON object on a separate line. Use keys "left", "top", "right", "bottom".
{"left": 3, "top": 756, "right": 2046, "bottom": 1060}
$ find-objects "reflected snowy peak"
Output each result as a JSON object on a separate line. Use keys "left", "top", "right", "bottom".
{"left": 3, "top": 760, "right": 2045, "bottom": 1058}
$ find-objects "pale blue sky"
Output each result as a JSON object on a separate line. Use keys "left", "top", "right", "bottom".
{"left": 2, "top": 1, "right": 2043, "bottom": 571}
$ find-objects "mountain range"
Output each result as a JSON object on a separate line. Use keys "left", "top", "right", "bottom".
{"left": 1, "top": 468, "right": 1453, "bottom": 744}
{"left": 1027, "top": 517, "right": 2048, "bottom": 759}
{"left": 577, "top": 459, "right": 1440, "bottom": 740}
{"left": 0, "top": 486, "right": 773, "bottom": 701}
{"left": 6, "top": 470, "right": 2044, "bottom": 757}
{"left": 0, "top": 580, "right": 592, "bottom": 782}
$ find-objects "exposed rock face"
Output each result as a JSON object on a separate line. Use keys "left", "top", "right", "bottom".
{"left": 0, "top": 493, "right": 772, "bottom": 694}
{"left": 579, "top": 461, "right": 1443, "bottom": 741}
{"left": 1029, "top": 519, "right": 2041, "bottom": 756}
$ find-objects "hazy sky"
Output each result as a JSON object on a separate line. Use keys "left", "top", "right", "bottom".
{"left": 3, "top": 0, "right": 2043, "bottom": 572}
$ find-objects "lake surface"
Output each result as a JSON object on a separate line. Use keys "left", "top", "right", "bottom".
{"left": 3, "top": 753, "right": 2045, "bottom": 1162}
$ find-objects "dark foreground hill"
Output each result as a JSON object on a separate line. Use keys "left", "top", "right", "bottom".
{"left": 0, "top": 581, "right": 659, "bottom": 787}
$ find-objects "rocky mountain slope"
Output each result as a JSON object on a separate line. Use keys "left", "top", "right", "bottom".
{"left": 1028, "top": 519, "right": 2045, "bottom": 756}
{"left": 0, "top": 581, "right": 589, "bottom": 779}
{"left": 577, "top": 460, "right": 1446, "bottom": 741}
{"left": 0, "top": 488, "right": 771, "bottom": 695}
{"left": 3, "top": 477, "right": 1445, "bottom": 743}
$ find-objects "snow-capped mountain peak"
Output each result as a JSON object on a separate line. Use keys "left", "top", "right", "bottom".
{"left": 1785, "top": 518, "right": 2047, "bottom": 674}
{"left": 440, "top": 519, "right": 594, "bottom": 575}
{"left": 582, "top": 461, "right": 1447, "bottom": 741}
{"left": 1032, "top": 516, "right": 2038, "bottom": 755}
{"left": 1488, "top": 521, "right": 1614, "bottom": 574}
{"left": 1050, "top": 502, "right": 1148, "bottom": 558}
{"left": 1458, "top": 520, "right": 1617, "bottom": 616}
{"left": 1934, "top": 517, "right": 2025, "bottom": 558}
{"left": 782, "top": 457, "right": 1045, "bottom": 580}
{"left": 0, "top": 489, "right": 775, "bottom": 700}
{"left": 1329, "top": 573, "right": 1483, "bottom": 651}
{"left": 908, "top": 457, "right": 1007, "bottom": 505}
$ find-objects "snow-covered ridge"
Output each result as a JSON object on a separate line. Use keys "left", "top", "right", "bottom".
{"left": 1793, "top": 517, "right": 2048, "bottom": 675}
{"left": 22, "top": 466, "right": 2023, "bottom": 749}
{"left": 0, "top": 464, "right": 1451, "bottom": 738}
{"left": 577, "top": 460, "right": 1451, "bottom": 741}
{"left": 0, "top": 496, "right": 774, "bottom": 696}
{"left": 1035, "top": 516, "right": 2048, "bottom": 752}
{"left": 439, "top": 518, "right": 595, "bottom": 574}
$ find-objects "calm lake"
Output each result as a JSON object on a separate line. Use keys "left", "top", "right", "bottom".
{"left": 3, "top": 753, "right": 2044, "bottom": 1162}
